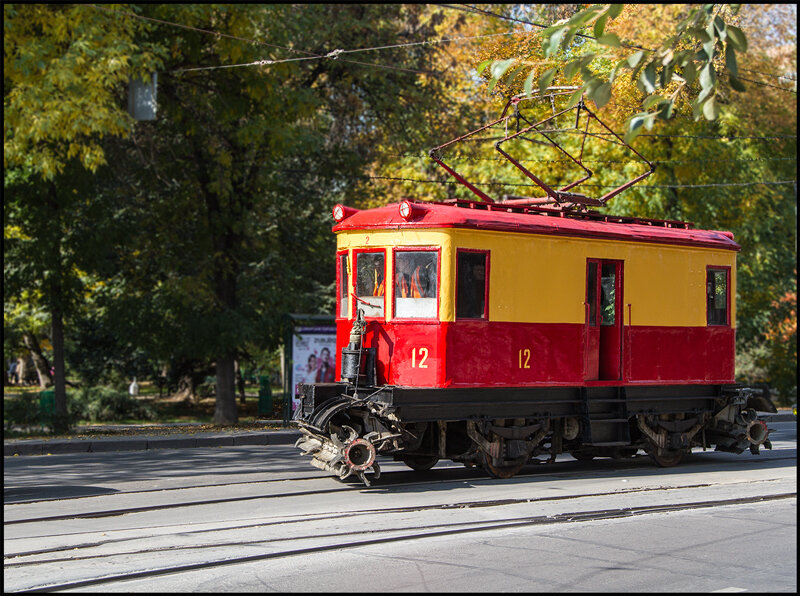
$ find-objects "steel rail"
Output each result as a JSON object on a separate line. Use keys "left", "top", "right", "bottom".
{"left": 12, "top": 492, "right": 796, "bottom": 593}
{"left": 5, "top": 452, "right": 796, "bottom": 525}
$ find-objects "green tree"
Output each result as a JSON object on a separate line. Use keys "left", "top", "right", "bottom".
{"left": 4, "top": 4, "right": 163, "bottom": 430}
{"left": 73, "top": 4, "right": 464, "bottom": 423}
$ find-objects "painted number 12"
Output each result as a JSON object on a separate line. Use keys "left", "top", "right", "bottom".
{"left": 412, "top": 347, "right": 429, "bottom": 368}
{"left": 518, "top": 348, "right": 531, "bottom": 369}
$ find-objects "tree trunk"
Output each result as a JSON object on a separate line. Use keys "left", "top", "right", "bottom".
{"left": 50, "top": 298, "right": 69, "bottom": 433}
{"left": 196, "top": 138, "right": 241, "bottom": 426}
{"left": 210, "top": 229, "right": 239, "bottom": 424}
{"left": 173, "top": 373, "right": 198, "bottom": 403}
{"left": 214, "top": 352, "right": 238, "bottom": 424}
{"left": 236, "top": 359, "right": 246, "bottom": 405}
{"left": 15, "top": 356, "right": 29, "bottom": 385}
{"left": 22, "top": 332, "right": 52, "bottom": 388}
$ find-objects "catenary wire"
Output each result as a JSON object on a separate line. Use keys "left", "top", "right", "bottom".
{"left": 92, "top": 3, "right": 796, "bottom": 92}
{"left": 276, "top": 169, "right": 795, "bottom": 190}
{"left": 90, "top": 4, "right": 519, "bottom": 76}
{"left": 363, "top": 175, "right": 796, "bottom": 190}
{"left": 384, "top": 155, "right": 797, "bottom": 165}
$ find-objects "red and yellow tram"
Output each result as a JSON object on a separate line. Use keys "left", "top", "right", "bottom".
{"left": 295, "top": 198, "right": 775, "bottom": 485}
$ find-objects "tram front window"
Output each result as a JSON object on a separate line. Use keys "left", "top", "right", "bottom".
{"left": 394, "top": 250, "right": 438, "bottom": 319}
{"left": 338, "top": 253, "right": 349, "bottom": 318}
{"left": 355, "top": 251, "right": 385, "bottom": 317}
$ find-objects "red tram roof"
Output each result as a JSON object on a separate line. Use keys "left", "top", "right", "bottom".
{"left": 332, "top": 199, "right": 740, "bottom": 252}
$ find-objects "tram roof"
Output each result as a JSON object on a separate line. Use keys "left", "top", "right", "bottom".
{"left": 332, "top": 199, "right": 741, "bottom": 252}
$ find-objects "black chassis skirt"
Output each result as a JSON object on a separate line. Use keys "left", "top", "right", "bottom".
{"left": 297, "top": 382, "right": 729, "bottom": 425}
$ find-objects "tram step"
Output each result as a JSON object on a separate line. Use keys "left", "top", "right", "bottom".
{"left": 590, "top": 441, "right": 631, "bottom": 446}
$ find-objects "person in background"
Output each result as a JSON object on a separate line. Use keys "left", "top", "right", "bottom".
{"left": 316, "top": 347, "right": 335, "bottom": 382}
{"left": 305, "top": 354, "right": 317, "bottom": 382}
{"left": 7, "top": 360, "right": 18, "bottom": 385}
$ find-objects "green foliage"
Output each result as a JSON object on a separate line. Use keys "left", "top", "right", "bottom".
{"left": 3, "top": 4, "right": 166, "bottom": 179}
{"left": 68, "top": 386, "right": 156, "bottom": 423}
{"left": 3, "top": 4, "right": 164, "bottom": 179}
{"left": 3, "top": 3, "right": 794, "bottom": 418}
{"left": 3, "top": 394, "right": 41, "bottom": 429}
{"left": 5, "top": 4, "right": 461, "bottom": 423}
{"left": 483, "top": 4, "right": 749, "bottom": 142}
{"left": 4, "top": 386, "right": 156, "bottom": 430}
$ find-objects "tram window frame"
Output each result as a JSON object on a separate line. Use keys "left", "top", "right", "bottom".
{"left": 456, "top": 249, "right": 489, "bottom": 320}
{"left": 353, "top": 249, "right": 386, "bottom": 319}
{"left": 392, "top": 247, "right": 440, "bottom": 320}
{"left": 587, "top": 261, "right": 598, "bottom": 325}
{"left": 706, "top": 266, "right": 731, "bottom": 326}
{"left": 337, "top": 251, "right": 349, "bottom": 319}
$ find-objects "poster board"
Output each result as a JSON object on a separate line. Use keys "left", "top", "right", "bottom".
{"left": 283, "top": 315, "right": 335, "bottom": 424}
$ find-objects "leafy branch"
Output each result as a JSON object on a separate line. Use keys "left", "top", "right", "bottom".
{"left": 480, "top": 4, "right": 748, "bottom": 143}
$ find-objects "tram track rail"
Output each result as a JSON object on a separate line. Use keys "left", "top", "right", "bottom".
{"left": 4, "top": 478, "right": 793, "bottom": 559}
{"left": 8, "top": 492, "right": 796, "bottom": 593}
{"left": 6, "top": 432, "right": 793, "bottom": 505}
{"left": 5, "top": 453, "right": 796, "bottom": 526}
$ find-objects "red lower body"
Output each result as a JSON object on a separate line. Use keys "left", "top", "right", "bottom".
{"left": 335, "top": 320, "right": 735, "bottom": 388}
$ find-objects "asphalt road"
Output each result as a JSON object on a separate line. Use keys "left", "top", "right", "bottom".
{"left": 3, "top": 422, "right": 796, "bottom": 592}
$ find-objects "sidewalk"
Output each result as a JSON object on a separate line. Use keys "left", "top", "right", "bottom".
{"left": 4, "top": 413, "right": 793, "bottom": 458}
{"left": 3, "top": 421, "right": 301, "bottom": 457}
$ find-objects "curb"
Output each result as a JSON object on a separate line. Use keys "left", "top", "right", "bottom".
{"left": 4, "top": 429, "right": 301, "bottom": 457}
{"left": 4, "top": 415, "right": 793, "bottom": 458}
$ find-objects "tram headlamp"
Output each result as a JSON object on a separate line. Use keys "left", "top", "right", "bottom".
{"left": 332, "top": 204, "right": 359, "bottom": 222}
{"left": 399, "top": 199, "right": 425, "bottom": 221}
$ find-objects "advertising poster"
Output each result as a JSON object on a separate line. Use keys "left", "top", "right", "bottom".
{"left": 291, "top": 327, "right": 337, "bottom": 415}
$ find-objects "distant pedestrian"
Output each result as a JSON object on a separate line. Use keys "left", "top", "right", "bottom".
{"left": 129, "top": 377, "right": 139, "bottom": 396}
{"left": 7, "top": 360, "right": 17, "bottom": 385}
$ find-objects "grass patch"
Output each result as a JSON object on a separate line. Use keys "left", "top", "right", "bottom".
{"left": 4, "top": 381, "right": 289, "bottom": 439}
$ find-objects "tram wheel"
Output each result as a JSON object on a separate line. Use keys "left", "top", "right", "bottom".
{"left": 648, "top": 449, "right": 683, "bottom": 467}
{"left": 401, "top": 454, "right": 440, "bottom": 471}
{"left": 481, "top": 453, "right": 526, "bottom": 479}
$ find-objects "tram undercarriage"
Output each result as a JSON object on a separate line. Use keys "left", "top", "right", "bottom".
{"left": 294, "top": 382, "right": 776, "bottom": 486}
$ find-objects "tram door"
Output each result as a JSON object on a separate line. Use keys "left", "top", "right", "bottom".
{"left": 585, "top": 259, "right": 623, "bottom": 381}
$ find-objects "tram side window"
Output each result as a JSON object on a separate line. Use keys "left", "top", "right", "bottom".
{"left": 394, "top": 250, "right": 438, "bottom": 319}
{"left": 456, "top": 250, "right": 488, "bottom": 319}
{"left": 338, "top": 253, "right": 349, "bottom": 318}
{"left": 707, "top": 267, "right": 729, "bottom": 326}
{"left": 355, "top": 251, "right": 385, "bottom": 317}
{"left": 600, "top": 263, "right": 616, "bottom": 326}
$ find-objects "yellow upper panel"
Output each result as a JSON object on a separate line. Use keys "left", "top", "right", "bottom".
{"left": 337, "top": 227, "right": 736, "bottom": 327}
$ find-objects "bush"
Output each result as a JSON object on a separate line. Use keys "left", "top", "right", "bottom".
{"left": 69, "top": 386, "right": 156, "bottom": 422}
{"left": 3, "top": 394, "right": 41, "bottom": 430}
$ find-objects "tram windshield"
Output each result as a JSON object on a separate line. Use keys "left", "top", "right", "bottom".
{"left": 394, "top": 250, "right": 438, "bottom": 318}
{"left": 355, "top": 251, "right": 385, "bottom": 317}
{"left": 338, "top": 253, "right": 348, "bottom": 318}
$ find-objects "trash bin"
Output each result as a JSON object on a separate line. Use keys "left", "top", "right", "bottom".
{"left": 39, "top": 389, "right": 55, "bottom": 428}
{"left": 258, "top": 375, "right": 273, "bottom": 417}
